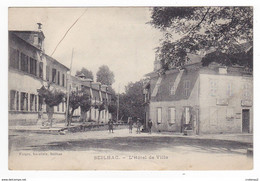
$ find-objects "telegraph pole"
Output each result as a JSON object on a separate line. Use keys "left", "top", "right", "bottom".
{"left": 65, "top": 48, "right": 74, "bottom": 126}
{"left": 116, "top": 83, "right": 120, "bottom": 122}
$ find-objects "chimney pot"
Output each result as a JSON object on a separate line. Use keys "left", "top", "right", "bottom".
{"left": 37, "top": 23, "right": 42, "bottom": 30}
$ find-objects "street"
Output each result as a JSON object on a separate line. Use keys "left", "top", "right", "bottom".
{"left": 9, "top": 128, "right": 253, "bottom": 170}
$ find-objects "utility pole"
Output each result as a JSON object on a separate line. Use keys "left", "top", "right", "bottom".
{"left": 116, "top": 83, "right": 120, "bottom": 122}
{"left": 65, "top": 48, "right": 74, "bottom": 126}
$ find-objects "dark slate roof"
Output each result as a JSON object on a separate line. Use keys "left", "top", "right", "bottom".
{"left": 150, "top": 65, "right": 200, "bottom": 102}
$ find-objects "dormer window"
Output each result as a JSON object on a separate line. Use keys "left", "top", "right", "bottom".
{"left": 33, "top": 35, "right": 38, "bottom": 45}
{"left": 170, "top": 85, "right": 175, "bottom": 95}
{"left": 219, "top": 67, "right": 227, "bottom": 74}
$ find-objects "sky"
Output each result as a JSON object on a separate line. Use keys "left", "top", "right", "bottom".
{"left": 9, "top": 7, "right": 162, "bottom": 93}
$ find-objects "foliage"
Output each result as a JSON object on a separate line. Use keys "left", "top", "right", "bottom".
{"left": 118, "top": 80, "right": 145, "bottom": 121}
{"left": 98, "top": 102, "right": 106, "bottom": 112}
{"left": 108, "top": 104, "right": 117, "bottom": 114}
{"left": 76, "top": 67, "right": 94, "bottom": 80}
{"left": 96, "top": 65, "right": 115, "bottom": 85}
{"left": 38, "top": 86, "right": 64, "bottom": 107}
{"left": 79, "top": 91, "right": 92, "bottom": 112}
{"left": 201, "top": 47, "right": 253, "bottom": 68}
{"left": 150, "top": 7, "right": 253, "bottom": 70}
{"left": 68, "top": 91, "right": 81, "bottom": 111}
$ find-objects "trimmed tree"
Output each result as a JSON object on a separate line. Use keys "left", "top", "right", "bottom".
{"left": 38, "top": 85, "right": 65, "bottom": 127}
{"left": 79, "top": 92, "right": 92, "bottom": 122}
{"left": 67, "top": 91, "right": 81, "bottom": 126}
{"left": 97, "top": 102, "right": 106, "bottom": 124}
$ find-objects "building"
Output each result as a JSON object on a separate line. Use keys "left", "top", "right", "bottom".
{"left": 143, "top": 54, "right": 253, "bottom": 134}
{"left": 69, "top": 74, "right": 113, "bottom": 123}
{"left": 8, "top": 24, "right": 70, "bottom": 125}
{"left": 9, "top": 25, "right": 115, "bottom": 126}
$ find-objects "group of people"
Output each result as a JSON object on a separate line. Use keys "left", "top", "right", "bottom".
{"left": 107, "top": 118, "right": 153, "bottom": 134}
{"left": 128, "top": 117, "right": 153, "bottom": 134}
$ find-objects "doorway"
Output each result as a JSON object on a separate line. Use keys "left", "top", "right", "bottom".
{"left": 242, "top": 109, "right": 250, "bottom": 133}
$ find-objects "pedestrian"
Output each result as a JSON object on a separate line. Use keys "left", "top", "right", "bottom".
{"left": 128, "top": 117, "right": 133, "bottom": 133}
{"left": 136, "top": 118, "right": 142, "bottom": 134}
{"left": 108, "top": 119, "right": 114, "bottom": 133}
{"left": 148, "top": 119, "right": 153, "bottom": 134}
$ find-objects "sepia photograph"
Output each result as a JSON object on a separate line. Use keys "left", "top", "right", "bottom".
{"left": 8, "top": 7, "right": 253, "bottom": 170}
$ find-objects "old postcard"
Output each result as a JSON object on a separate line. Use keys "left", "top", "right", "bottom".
{"left": 8, "top": 7, "right": 253, "bottom": 170}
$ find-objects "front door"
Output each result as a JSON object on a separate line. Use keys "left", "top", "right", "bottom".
{"left": 242, "top": 109, "right": 250, "bottom": 133}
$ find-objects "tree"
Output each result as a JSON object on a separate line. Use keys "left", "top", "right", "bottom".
{"left": 96, "top": 65, "right": 115, "bottom": 85}
{"left": 79, "top": 91, "right": 92, "bottom": 122}
{"left": 67, "top": 90, "right": 92, "bottom": 125}
{"left": 149, "top": 7, "right": 253, "bottom": 70}
{"left": 67, "top": 91, "right": 81, "bottom": 126}
{"left": 76, "top": 67, "right": 94, "bottom": 80}
{"left": 38, "top": 85, "right": 65, "bottom": 127}
{"left": 97, "top": 102, "right": 106, "bottom": 124}
{"left": 118, "top": 80, "right": 145, "bottom": 123}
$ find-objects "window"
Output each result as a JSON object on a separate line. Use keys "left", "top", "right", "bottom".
{"left": 39, "top": 62, "right": 43, "bottom": 79}
{"left": 62, "top": 102, "right": 65, "bottom": 112}
{"left": 35, "top": 95, "right": 37, "bottom": 111}
{"left": 210, "top": 80, "right": 217, "bottom": 96}
{"left": 185, "top": 107, "right": 190, "bottom": 124}
{"left": 62, "top": 74, "right": 65, "bottom": 87}
{"left": 16, "top": 92, "right": 19, "bottom": 110}
{"left": 157, "top": 107, "right": 162, "bottom": 123}
{"left": 243, "top": 83, "right": 251, "bottom": 99}
{"left": 21, "top": 53, "right": 29, "bottom": 72}
{"left": 183, "top": 80, "right": 190, "bottom": 97}
{"left": 168, "top": 107, "right": 176, "bottom": 124}
{"left": 226, "top": 82, "right": 233, "bottom": 97}
{"left": 46, "top": 66, "right": 50, "bottom": 81}
{"left": 226, "top": 108, "right": 234, "bottom": 119}
{"left": 9, "top": 48, "right": 19, "bottom": 69}
{"left": 34, "top": 36, "right": 38, "bottom": 45}
{"left": 52, "top": 68, "right": 57, "bottom": 83}
{"left": 170, "top": 85, "right": 175, "bottom": 95}
{"left": 57, "top": 71, "right": 60, "bottom": 85}
{"left": 10, "top": 90, "right": 16, "bottom": 110}
{"left": 20, "top": 92, "right": 28, "bottom": 111}
{"left": 29, "top": 57, "right": 37, "bottom": 76}
{"left": 38, "top": 95, "right": 43, "bottom": 111}
{"left": 30, "top": 94, "right": 35, "bottom": 111}
{"left": 38, "top": 37, "right": 42, "bottom": 47}
{"left": 57, "top": 104, "right": 59, "bottom": 112}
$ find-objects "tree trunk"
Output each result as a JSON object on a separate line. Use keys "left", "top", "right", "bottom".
{"left": 68, "top": 108, "right": 75, "bottom": 126}
{"left": 80, "top": 110, "right": 87, "bottom": 123}
{"left": 46, "top": 105, "right": 54, "bottom": 127}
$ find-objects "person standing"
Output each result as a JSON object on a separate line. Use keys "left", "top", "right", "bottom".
{"left": 136, "top": 118, "right": 141, "bottom": 134}
{"left": 148, "top": 119, "right": 153, "bottom": 134}
{"left": 108, "top": 119, "right": 114, "bottom": 133}
{"left": 128, "top": 117, "right": 133, "bottom": 133}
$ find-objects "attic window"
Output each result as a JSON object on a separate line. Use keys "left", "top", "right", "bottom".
{"left": 219, "top": 67, "right": 227, "bottom": 74}
{"left": 170, "top": 85, "right": 175, "bottom": 95}
{"left": 34, "top": 35, "right": 38, "bottom": 45}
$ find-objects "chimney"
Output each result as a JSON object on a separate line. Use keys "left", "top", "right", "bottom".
{"left": 37, "top": 23, "right": 42, "bottom": 31}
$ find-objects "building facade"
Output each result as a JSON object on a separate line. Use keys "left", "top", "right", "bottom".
{"left": 9, "top": 26, "right": 113, "bottom": 126}
{"left": 69, "top": 74, "right": 112, "bottom": 123}
{"left": 144, "top": 57, "right": 253, "bottom": 134}
{"left": 8, "top": 28, "right": 70, "bottom": 125}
